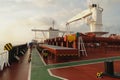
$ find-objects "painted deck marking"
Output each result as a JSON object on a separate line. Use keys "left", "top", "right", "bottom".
{"left": 28, "top": 62, "right": 31, "bottom": 80}
{"left": 36, "top": 48, "right": 47, "bottom": 66}
{"left": 47, "top": 69, "right": 68, "bottom": 80}
{"left": 31, "top": 48, "right": 120, "bottom": 80}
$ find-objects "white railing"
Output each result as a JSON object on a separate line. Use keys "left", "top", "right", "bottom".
{"left": 0, "top": 50, "right": 10, "bottom": 71}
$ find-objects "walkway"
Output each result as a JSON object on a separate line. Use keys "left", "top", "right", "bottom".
{"left": 0, "top": 49, "right": 30, "bottom": 80}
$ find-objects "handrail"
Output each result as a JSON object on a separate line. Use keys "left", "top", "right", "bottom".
{"left": 0, "top": 51, "right": 7, "bottom": 55}
{"left": 13, "top": 43, "right": 27, "bottom": 47}
{"left": 0, "top": 50, "right": 9, "bottom": 71}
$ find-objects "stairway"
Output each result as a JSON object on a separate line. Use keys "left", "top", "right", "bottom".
{"left": 78, "top": 36, "right": 87, "bottom": 57}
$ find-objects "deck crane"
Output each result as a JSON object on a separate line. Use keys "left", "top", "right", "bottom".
{"left": 32, "top": 27, "right": 73, "bottom": 40}
{"left": 32, "top": 20, "right": 74, "bottom": 42}
{"left": 66, "top": 3, "right": 108, "bottom": 36}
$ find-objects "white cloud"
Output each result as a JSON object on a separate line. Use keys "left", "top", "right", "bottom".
{"left": 0, "top": 0, "right": 120, "bottom": 48}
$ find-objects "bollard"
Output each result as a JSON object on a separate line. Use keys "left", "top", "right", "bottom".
{"left": 104, "top": 60, "right": 114, "bottom": 76}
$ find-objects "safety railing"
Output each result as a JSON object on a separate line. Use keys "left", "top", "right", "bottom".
{"left": 0, "top": 43, "right": 28, "bottom": 71}
{"left": 0, "top": 50, "right": 9, "bottom": 71}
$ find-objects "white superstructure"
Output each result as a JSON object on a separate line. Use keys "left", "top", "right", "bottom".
{"left": 67, "top": 4, "right": 108, "bottom": 36}
{"left": 48, "top": 27, "right": 59, "bottom": 39}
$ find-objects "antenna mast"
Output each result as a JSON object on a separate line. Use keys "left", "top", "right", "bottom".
{"left": 52, "top": 20, "right": 55, "bottom": 29}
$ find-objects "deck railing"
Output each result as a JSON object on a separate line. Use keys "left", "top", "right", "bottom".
{"left": 0, "top": 43, "right": 28, "bottom": 71}
{"left": 0, "top": 50, "right": 9, "bottom": 71}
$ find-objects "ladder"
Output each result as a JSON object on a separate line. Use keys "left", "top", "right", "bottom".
{"left": 78, "top": 36, "right": 87, "bottom": 57}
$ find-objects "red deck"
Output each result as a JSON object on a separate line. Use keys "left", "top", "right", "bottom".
{"left": 51, "top": 61, "right": 120, "bottom": 80}
{"left": 0, "top": 50, "right": 30, "bottom": 80}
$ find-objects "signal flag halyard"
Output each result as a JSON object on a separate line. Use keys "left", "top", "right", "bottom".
{"left": 4, "top": 43, "right": 13, "bottom": 51}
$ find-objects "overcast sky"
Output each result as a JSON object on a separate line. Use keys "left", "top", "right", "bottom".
{"left": 0, "top": 0, "right": 120, "bottom": 47}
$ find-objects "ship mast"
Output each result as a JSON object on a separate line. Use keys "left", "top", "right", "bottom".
{"left": 52, "top": 20, "right": 55, "bottom": 29}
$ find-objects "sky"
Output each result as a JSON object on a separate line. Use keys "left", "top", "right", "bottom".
{"left": 0, "top": 0, "right": 120, "bottom": 48}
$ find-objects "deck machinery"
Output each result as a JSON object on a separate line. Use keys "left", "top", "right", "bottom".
{"left": 37, "top": 3, "right": 120, "bottom": 58}
{"left": 43, "top": 32, "right": 120, "bottom": 57}
{"left": 66, "top": 3, "right": 108, "bottom": 37}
